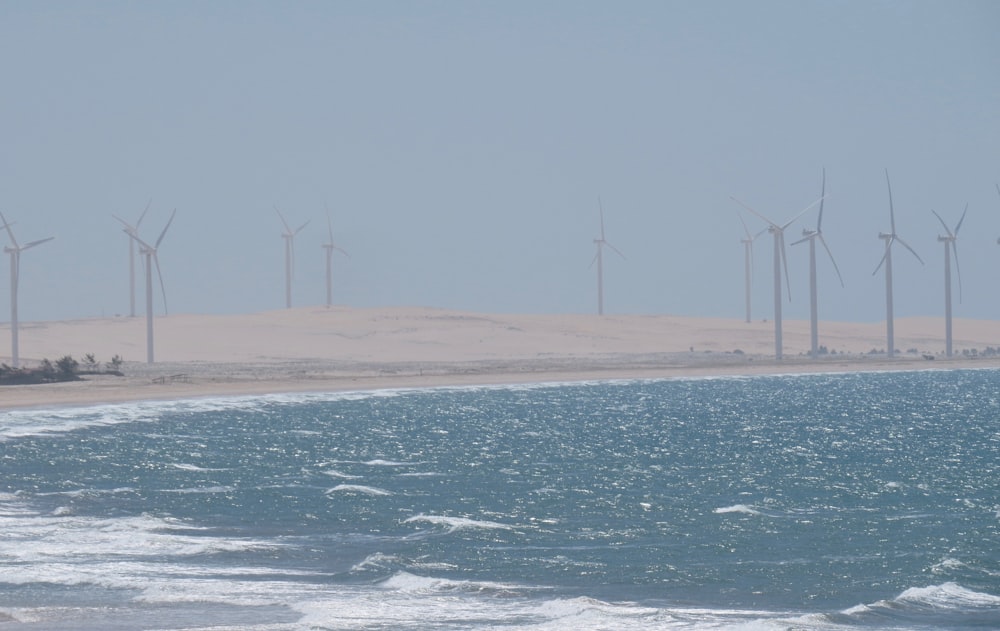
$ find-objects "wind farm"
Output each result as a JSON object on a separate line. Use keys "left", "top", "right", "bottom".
{"left": 1, "top": 174, "right": 999, "bottom": 374}
{"left": 730, "top": 194, "right": 822, "bottom": 360}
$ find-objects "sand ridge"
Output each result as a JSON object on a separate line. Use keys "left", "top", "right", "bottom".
{"left": 1, "top": 306, "right": 998, "bottom": 410}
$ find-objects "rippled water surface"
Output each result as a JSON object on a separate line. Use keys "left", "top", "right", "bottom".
{"left": 1, "top": 369, "right": 998, "bottom": 629}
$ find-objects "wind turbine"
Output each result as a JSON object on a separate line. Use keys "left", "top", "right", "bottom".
{"left": 0, "top": 212, "right": 54, "bottom": 368}
{"left": 730, "top": 194, "right": 822, "bottom": 359}
{"left": 321, "top": 205, "right": 349, "bottom": 308}
{"left": 933, "top": 205, "right": 967, "bottom": 358}
{"left": 591, "top": 197, "right": 625, "bottom": 316}
{"left": 115, "top": 209, "right": 175, "bottom": 364}
{"left": 791, "top": 169, "right": 844, "bottom": 358}
{"left": 873, "top": 170, "right": 923, "bottom": 358}
{"left": 115, "top": 199, "right": 151, "bottom": 318}
{"left": 275, "top": 207, "right": 309, "bottom": 309}
{"left": 738, "top": 213, "right": 765, "bottom": 323}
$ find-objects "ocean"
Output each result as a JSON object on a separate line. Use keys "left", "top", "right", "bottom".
{"left": 1, "top": 369, "right": 998, "bottom": 630}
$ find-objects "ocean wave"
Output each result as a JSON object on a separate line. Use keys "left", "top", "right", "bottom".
{"left": 379, "top": 571, "right": 533, "bottom": 596}
{"left": 326, "top": 484, "right": 392, "bottom": 496}
{"left": 713, "top": 504, "right": 762, "bottom": 516}
{"left": 403, "top": 514, "right": 512, "bottom": 532}
{"left": 836, "top": 582, "right": 1000, "bottom": 627}
{"left": 321, "top": 469, "right": 362, "bottom": 479}
{"left": 169, "top": 463, "right": 229, "bottom": 472}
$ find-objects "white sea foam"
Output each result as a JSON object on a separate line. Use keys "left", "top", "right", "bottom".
{"left": 170, "top": 463, "right": 229, "bottom": 472}
{"left": 896, "top": 581, "right": 1000, "bottom": 609}
{"left": 714, "top": 504, "right": 762, "bottom": 516}
{"left": 326, "top": 484, "right": 392, "bottom": 496}
{"left": 403, "top": 514, "right": 512, "bottom": 532}
{"left": 321, "top": 469, "right": 362, "bottom": 479}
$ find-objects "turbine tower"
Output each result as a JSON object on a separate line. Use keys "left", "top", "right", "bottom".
{"left": 0, "top": 212, "right": 54, "bottom": 368}
{"left": 115, "top": 199, "right": 151, "bottom": 318}
{"left": 791, "top": 169, "right": 844, "bottom": 358}
{"left": 275, "top": 207, "right": 309, "bottom": 309}
{"left": 933, "top": 205, "right": 967, "bottom": 358}
{"left": 731, "top": 195, "right": 821, "bottom": 359}
{"left": 873, "top": 170, "right": 923, "bottom": 358}
{"left": 116, "top": 209, "right": 175, "bottom": 364}
{"left": 321, "top": 206, "right": 349, "bottom": 308}
{"left": 591, "top": 197, "right": 625, "bottom": 316}
{"left": 738, "top": 213, "right": 765, "bottom": 323}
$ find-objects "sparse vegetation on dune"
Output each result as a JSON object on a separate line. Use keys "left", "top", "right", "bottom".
{"left": 0, "top": 354, "right": 124, "bottom": 386}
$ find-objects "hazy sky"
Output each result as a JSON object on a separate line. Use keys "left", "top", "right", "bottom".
{"left": 2, "top": 1, "right": 998, "bottom": 324}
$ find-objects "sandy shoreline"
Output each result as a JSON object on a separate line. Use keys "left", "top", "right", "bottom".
{"left": 2, "top": 307, "right": 999, "bottom": 411}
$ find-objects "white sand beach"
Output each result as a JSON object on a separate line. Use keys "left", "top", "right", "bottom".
{"left": 2, "top": 306, "right": 998, "bottom": 410}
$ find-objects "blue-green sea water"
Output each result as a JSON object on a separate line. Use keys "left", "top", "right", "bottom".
{"left": 1, "top": 369, "right": 999, "bottom": 629}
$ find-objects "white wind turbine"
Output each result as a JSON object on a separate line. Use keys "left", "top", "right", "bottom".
{"left": 275, "top": 207, "right": 309, "bottom": 309}
{"left": 873, "top": 170, "right": 923, "bottom": 358}
{"left": 115, "top": 209, "right": 175, "bottom": 364}
{"left": 116, "top": 199, "right": 151, "bottom": 318}
{"left": 0, "top": 212, "right": 54, "bottom": 369}
{"left": 932, "top": 205, "right": 967, "bottom": 358}
{"left": 591, "top": 198, "right": 625, "bottom": 316}
{"left": 321, "top": 206, "right": 349, "bottom": 308}
{"left": 738, "top": 213, "right": 766, "bottom": 323}
{"left": 731, "top": 195, "right": 822, "bottom": 359}
{"left": 791, "top": 169, "right": 844, "bottom": 358}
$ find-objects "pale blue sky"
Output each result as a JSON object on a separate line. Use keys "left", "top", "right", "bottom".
{"left": 2, "top": 1, "right": 998, "bottom": 324}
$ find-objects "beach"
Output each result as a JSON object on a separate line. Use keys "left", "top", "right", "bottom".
{"left": 2, "top": 306, "right": 999, "bottom": 410}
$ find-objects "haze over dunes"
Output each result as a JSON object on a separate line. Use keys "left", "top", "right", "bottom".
{"left": 3, "top": 307, "right": 999, "bottom": 410}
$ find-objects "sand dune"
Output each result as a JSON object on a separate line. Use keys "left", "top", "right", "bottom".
{"left": 2, "top": 307, "right": 998, "bottom": 410}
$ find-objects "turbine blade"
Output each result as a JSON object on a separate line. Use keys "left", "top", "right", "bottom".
{"left": 112, "top": 214, "right": 134, "bottom": 232}
{"left": 335, "top": 246, "right": 350, "bottom": 258}
{"left": 782, "top": 195, "right": 824, "bottom": 231}
{"left": 818, "top": 234, "right": 845, "bottom": 287}
{"left": 155, "top": 209, "right": 176, "bottom": 249}
{"left": 325, "top": 207, "right": 334, "bottom": 244}
{"left": 605, "top": 241, "right": 626, "bottom": 261}
{"left": 137, "top": 198, "right": 152, "bottom": 227}
{"left": 790, "top": 233, "right": 812, "bottom": 247}
{"left": 274, "top": 206, "right": 292, "bottom": 232}
{"left": 817, "top": 168, "right": 826, "bottom": 232}
{"left": 894, "top": 236, "right": 924, "bottom": 265}
{"left": 21, "top": 236, "right": 54, "bottom": 251}
{"left": 294, "top": 220, "right": 310, "bottom": 235}
{"left": 0, "top": 211, "right": 18, "bottom": 248}
{"left": 730, "top": 196, "right": 777, "bottom": 227}
{"left": 954, "top": 203, "right": 968, "bottom": 235}
{"left": 932, "top": 209, "right": 952, "bottom": 237}
{"left": 885, "top": 169, "right": 896, "bottom": 234}
{"left": 598, "top": 197, "right": 606, "bottom": 240}
{"left": 129, "top": 232, "right": 155, "bottom": 251}
{"left": 873, "top": 240, "right": 892, "bottom": 276}
{"left": 153, "top": 254, "right": 168, "bottom": 315}
{"left": 738, "top": 213, "right": 752, "bottom": 240}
